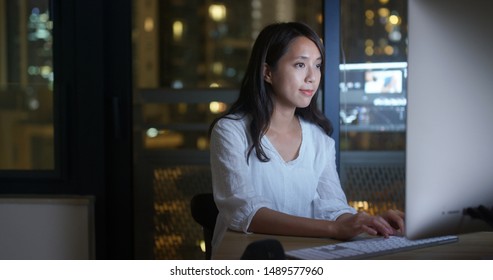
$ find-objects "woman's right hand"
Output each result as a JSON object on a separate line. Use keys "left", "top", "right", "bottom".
{"left": 332, "top": 212, "right": 396, "bottom": 240}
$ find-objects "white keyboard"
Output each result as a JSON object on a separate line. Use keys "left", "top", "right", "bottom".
{"left": 286, "top": 235, "right": 458, "bottom": 260}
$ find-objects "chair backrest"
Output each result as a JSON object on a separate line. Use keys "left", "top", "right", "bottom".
{"left": 241, "top": 239, "right": 285, "bottom": 260}
{"left": 190, "top": 193, "right": 218, "bottom": 259}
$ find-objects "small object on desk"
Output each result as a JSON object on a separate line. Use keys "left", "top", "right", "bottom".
{"left": 286, "top": 235, "right": 458, "bottom": 260}
{"left": 241, "top": 239, "right": 285, "bottom": 260}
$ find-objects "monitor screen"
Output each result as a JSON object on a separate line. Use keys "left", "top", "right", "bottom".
{"left": 405, "top": 0, "right": 493, "bottom": 239}
{"left": 364, "top": 70, "right": 403, "bottom": 94}
{"left": 339, "top": 62, "right": 407, "bottom": 132}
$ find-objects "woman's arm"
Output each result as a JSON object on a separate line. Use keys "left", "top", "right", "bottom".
{"left": 248, "top": 207, "right": 335, "bottom": 237}
{"left": 211, "top": 117, "right": 274, "bottom": 232}
{"left": 249, "top": 207, "right": 399, "bottom": 240}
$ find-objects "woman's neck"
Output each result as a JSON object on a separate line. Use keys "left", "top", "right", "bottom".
{"left": 266, "top": 107, "right": 302, "bottom": 162}
{"left": 269, "top": 107, "right": 298, "bottom": 133}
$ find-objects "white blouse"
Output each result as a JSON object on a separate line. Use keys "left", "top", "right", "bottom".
{"left": 209, "top": 114, "right": 356, "bottom": 257}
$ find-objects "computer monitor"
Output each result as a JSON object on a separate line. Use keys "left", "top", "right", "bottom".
{"left": 405, "top": 0, "right": 493, "bottom": 239}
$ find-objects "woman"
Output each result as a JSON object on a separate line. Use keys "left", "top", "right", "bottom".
{"left": 209, "top": 22, "right": 404, "bottom": 257}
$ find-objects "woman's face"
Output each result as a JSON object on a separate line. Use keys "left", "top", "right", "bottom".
{"left": 264, "top": 36, "right": 322, "bottom": 111}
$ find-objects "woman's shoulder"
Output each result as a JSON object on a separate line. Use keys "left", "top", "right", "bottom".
{"left": 214, "top": 113, "right": 249, "bottom": 129}
{"left": 211, "top": 113, "right": 251, "bottom": 139}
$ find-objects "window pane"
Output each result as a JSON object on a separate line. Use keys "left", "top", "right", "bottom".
{"left": 0, "top": 0, "right": 54, "bottom": 170}
{"left": 340, "top": 0, "right": 407, "bottom": 151}
{"left": 132, "top": 0, "right": 323, "bottom": 260}
{"left": 133, "top": 0, "right": 322, "bottom": 153}
{"left": 339, "top": 0, "right": 407, "bottom": 216}
{"left": 134, "top": 0, "right": 322, "bottom": 89}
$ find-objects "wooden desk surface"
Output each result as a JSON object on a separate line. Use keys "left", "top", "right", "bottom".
{"left": 214, "top": 231, "right": 493, "bottom": 260}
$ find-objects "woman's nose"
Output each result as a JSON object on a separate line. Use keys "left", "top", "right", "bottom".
{"left": 305, "top": 66, "right": 318, "bottom": 83}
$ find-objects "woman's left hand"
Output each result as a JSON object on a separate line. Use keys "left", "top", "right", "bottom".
{"left": 379, "top": 209, "right": 405, "bottom": 235}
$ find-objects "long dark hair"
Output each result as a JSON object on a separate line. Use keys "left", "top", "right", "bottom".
{"left": 209, "top": 22, "right": 333, "bottom": 162}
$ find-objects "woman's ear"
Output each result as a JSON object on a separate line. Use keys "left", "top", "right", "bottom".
{"left": 263, "top": 63, "right": 272, "bottom": 84}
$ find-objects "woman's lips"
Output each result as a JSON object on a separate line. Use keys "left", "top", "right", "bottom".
{"left": 300, "top": 89, "right": 315, "bottom": 96}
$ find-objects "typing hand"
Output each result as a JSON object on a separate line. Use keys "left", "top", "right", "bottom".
{"left": 379, "top": 209, "right": 405, "bottom": 236}
{"left": 335, "top": 212, "right": 397, "bottom": 239}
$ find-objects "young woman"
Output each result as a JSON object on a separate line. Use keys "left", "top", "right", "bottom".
{"left": 209, "top": 22, "right": 404, "bottom": 257}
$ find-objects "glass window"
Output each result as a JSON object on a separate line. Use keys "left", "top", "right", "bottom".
{"left": 339, "top": 0, "right": 407, "bottom": 215}
{"left": 132, "top": 0, "right": 323, "bottom": 260}
{"left": 133, "top": 0, "right": 322, "bottom": 154}
{"left": 0, "top": 0, "right": 54, "bottom": 170}
{"left": 340, "top": 0, "right": 407, "bottom": 151}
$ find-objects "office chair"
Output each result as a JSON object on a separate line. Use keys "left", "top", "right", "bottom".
{"left": 241, "top": 239, "right": 285, "bottom": 260}
{"left": 190, "top": 193, "right": 219, "bottom": 259}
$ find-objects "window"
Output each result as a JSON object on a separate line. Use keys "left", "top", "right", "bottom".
{"left": 132, "top": 0, "right": 323, "bottom": 260}
{"left": 340, "top": 0, "right": 407, "bottom": 151}
{"left": 0, "top": 0, "right": 54, "bottom": 170}
{"left": 339, "top": 0, "right": 407, "bottom": 215}
{"left": 133, "top": 0, "right": 322, "bottom": 155}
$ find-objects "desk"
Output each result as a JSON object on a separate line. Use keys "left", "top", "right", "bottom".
{"left": 214, "top": 231, "right": 493, "bottom": 260}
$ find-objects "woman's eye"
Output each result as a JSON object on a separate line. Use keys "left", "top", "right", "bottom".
{"left": 295, "top": 63, "right": 305, "bottom": 68}
{"left": 316, "top": 64, "right": 322, "bottom": 69}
